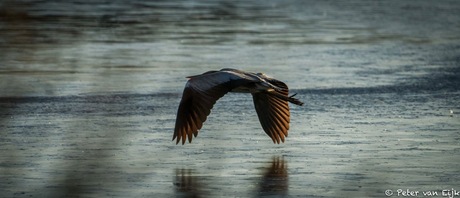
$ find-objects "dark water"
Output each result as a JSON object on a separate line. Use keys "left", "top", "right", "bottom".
{"left": 1, "top": 0, "right": 460, "bottom": 197}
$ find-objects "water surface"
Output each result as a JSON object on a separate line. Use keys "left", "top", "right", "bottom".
{"left": 1, "top": 0, "right": 460, "bottom": 197}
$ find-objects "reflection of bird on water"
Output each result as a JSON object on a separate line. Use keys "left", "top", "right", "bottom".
{"left": 257, "top": 156, "right": 288, "bottom": 197}
{"left": 174, "top": 169, "right": 205, "bottom": 198}
{"left": 173, "top": 68, "right": 304, "bottom": 144}
{"left": 173, "top": 157, "right": 288, "bottom": 197}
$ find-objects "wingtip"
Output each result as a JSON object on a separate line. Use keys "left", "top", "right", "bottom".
{"left": 173, "top": 137, "right": 180, "bottom": 145}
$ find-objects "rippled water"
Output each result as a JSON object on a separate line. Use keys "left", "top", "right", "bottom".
{"left": 1, "top": 0, "right": 460, "bottom": 197}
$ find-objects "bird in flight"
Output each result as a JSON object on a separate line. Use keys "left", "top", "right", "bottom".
{"left": 173, "top": 68, "right": 303, "bottom": 145}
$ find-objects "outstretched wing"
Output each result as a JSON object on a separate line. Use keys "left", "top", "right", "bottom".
{"left": 173, "top": 70, "right": 254, "bottom": 144}
{"left": 252, "top": 79, "right": 291, "bottom": 144}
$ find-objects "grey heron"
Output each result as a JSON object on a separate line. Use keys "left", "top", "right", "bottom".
{"left": 173, "top": 68, "right": 303, "bottom": 144}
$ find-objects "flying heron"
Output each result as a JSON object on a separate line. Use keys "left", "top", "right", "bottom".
{"left": 173, "top": 68, "right": 303, "bottom": 144}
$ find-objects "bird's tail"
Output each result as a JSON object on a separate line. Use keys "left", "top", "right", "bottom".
{"left": 270, "top": 92, "right": 304, "bottom": 106}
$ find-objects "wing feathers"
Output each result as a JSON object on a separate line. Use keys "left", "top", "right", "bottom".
{"left": 173, "top": 71, "right": 255, "bottom": 144}
{"left": 174, "top": 86, "right": 228, "bottom": 144}
{"left": 252, "top": 79, "right": 292, "bottom": 144}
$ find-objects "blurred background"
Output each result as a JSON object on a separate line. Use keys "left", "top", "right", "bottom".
{"left": 1, "top": 0, "right": 459, "bottom": 197}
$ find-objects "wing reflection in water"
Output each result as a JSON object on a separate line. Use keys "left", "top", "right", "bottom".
{"left": 257, "top": 156, "right": 289, "bottom": 197}
{"left": 174, "top": 169, "right": 206, "bottom": 198}
{"left": 173, "top": 157, "right": 288, "bottom": 197}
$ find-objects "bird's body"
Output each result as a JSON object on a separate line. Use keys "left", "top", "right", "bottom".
{"left": 173, "top": 68, "right": 303, "bottom": 144}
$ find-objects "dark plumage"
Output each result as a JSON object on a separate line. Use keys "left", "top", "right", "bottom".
{"left": 173, "top": 68, "right": 303, "bottom": 144}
